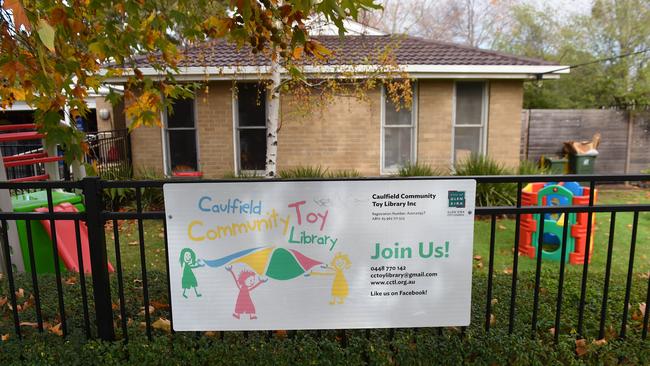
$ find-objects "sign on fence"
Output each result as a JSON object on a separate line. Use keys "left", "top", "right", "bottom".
{"left": 164, "top": 179, "right": 476, "bottom": 331}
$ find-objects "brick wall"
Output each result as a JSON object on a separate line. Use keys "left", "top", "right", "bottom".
{"left": 129, "top": 125, "right": 164, "bottom": 173}
{"left": 195, "top": 82, "right": 234, "bottom": 177}
{"left": 127, "top": 79, "right": 523, "bottom": 177}
{"left": 417, "top": 80, "right": 454, "bottom": 172}
{"left": 278, "top": 88, "right": 381, "bottom": 176}
{"left": 486, "top": 80, "right": 524, "bottom": 168}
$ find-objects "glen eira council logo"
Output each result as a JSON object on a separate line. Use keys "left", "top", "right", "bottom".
{"left": 448, "top": 190, "right": 466, "bottom": 208}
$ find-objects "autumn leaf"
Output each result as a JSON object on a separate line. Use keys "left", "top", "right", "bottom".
{"left": 151, "top": 318, "right": 171, "bottom": 333}
{"left": 498, "top": 224, "right": 507, "bottom": 230}
{"left": 3, "top": 0, "right": 30, "bottom": 30}
{"left": 49, "top": 323, "right": 63, "bottom": 336}
{"left": 19, "top": 322, "right": 39, "bottom": 328}
{"left": 1, "top": 334, "right": 9, "bottom": 341}
{"left": 0, "top": 296, "right": 7, "bottom": 307}
{"left": 292, "top": 46, "right": 304, "bottom": 60}
{"left": 549, "top": 327, "right": 556, "bottom": 336}
{"left": 151, "top": 301, "right": 170, "bottom": 310}
{"left": 490, "top": 314, "right": 496, "bottom": 326}
{"left": 491, "top": 298, "right": 498, "bottom": 306}
{"left": 575, "top": 339, "right": 588, "bottom": 357}
{"left": 503, "top": 268, "right": 513, "bottom": 275}
{"left": 15, "top": 288, "right": 24, "bottom": 299}
{"left": 128, "top": 240, "right": 139, "bottom": 246}
{"left": 37, "top": 19, "right": 56, "bottom": 52}
{"left": 473, "top": 255, "right": 482, "bottom": 261}
{"left": 65, "top": 276, "right": 77, "bottom": 285}
{"left": 274, "top": 329, "right": 288, "bottom": 338}
{"left": 592, "top": 338, "right": 607, "bottom": 346}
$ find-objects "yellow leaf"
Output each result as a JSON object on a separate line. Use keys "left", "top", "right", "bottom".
{"left": 592, "top": 338, "right": 607, "bottom": 346}
{"left": 37, "top": 19, "right": 56, "bottom": 52}
{"left": 138, "top": 305, "right": 155, "bottom": 316}
{"left": 151, "top": 318, "right": 171, "bottom": 333}
{"left": 292, "top": 46, "right": 304, "bottom": 60}
{"left": 490, "top": 314, "right": 496, "bottom": 326}
{"left": 1, "top": 334, "right": 9, "bottom": 341}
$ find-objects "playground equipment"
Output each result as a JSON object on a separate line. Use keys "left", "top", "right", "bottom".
{"left": 518, "top": 181, "right": 597, "bottom": 265}
{"left": 0, "top": 124, "right": 112, "bottom": 274}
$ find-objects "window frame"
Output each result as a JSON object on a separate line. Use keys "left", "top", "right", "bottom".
{"left": 232, "top": 83, "right": 268, "bottom": 175}
{"left": 380, "top": 82, "right": 418, "bottom": 175}
{"left": 451, "top": 80, "right": 489, "bottom": 166}
{"left": 162, "top": 97, "right": 200, "bottom": 175}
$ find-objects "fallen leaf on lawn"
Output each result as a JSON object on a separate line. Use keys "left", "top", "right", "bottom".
{"left": 491, "top": 298, "right": 498, "bottom": 306}
{"left": 640, "top": 302, "right": 646, "bottom": 317}
{"left": 139, "top": 305, "right": 155, "bottom": 316}
{"left": 1, "top": 334, "right": 9, "bottom": 341}
{"left": 151, "top": 318, "right": 171, "bottom": 333}
{"left": 49, "top": 323, "right": 63, "bottom": 336}
{"left": 274, "top": 330, "right": 288, "bottom": 338}
{"left": 112, "top": 303, "right": 120, "bottom": 310}
{"left": 498, "top": 225, "right": 507, "bottom": 230}
{"left": 127, "top": 318, "right": 133, "bottom": 326}
{"left": 128, "top": 240, "right": 138, "bottom": 246}
{"left": 592, "top": 338, "right": 607, "bottom": 346}
{"left": 503, "top": 268, "right": 513, "bottom": 275}
{"left": 158, "top": 233, "right": 164, "bottom": 238}
{"left": 490, "top": 314, "right": 496, "bottom": 326}
{"left": 627, "top": 224, "right": 632, "bottom": 229}
{"left": 15, "top": 288, "right": 24, "bottom": 299}
{"left": 475, "top": 262, "right": 484, "bottom": 269}
{"left": 549, "top": 327, "right": 556, "bottom": 336}
{"left": 0, "top": 296, "right": 7, "bottom": 307}
{"left": 151, "top": 301, "right": 170, "bottom": 310}
{"left": 133, "top": 279, "right": 143, "bottom": 289}
{"left": 65, "top": 277, "right": 77, "bottom": 285}
{"left": 204, "top": 331, "right": 218, "bottom": 337}
{"left": 19, "top": 322, "right": 39, "bottom": 328}
{"left": 473, "top": 255, "right": 482, "bottom": 261}
{"left": 575, "top": 339, "right": 588, "bottom": 357}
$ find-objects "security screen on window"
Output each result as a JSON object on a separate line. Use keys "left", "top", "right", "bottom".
{"left": 166, "top": 97, "right": 198, "bottom": 173}
{"left": 383, "top": 88, "right": 414, "bottom": 172}
{"left": 237, "top": 83, "right": 267, "bottom": 171}
{"left": 454, "top": 82, "right": 486, "bottom": 164}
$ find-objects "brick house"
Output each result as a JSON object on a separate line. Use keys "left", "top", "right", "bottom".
{"left": 108, "top": 35, "right": 566, "bottom": 178}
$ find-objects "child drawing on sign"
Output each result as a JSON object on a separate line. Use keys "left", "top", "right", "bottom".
{"left": 180, "top": 248, "right": 204, "bottom": 298}
{"left": 226, "top": 265, "right": 267, "bottom": 319}
{"left": 309, "top": 252, "right": 351, "bottom": 305}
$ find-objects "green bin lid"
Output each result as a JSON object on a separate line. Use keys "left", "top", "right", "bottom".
{"left": 11, "top": 190, "right": 83, "bottom": 212}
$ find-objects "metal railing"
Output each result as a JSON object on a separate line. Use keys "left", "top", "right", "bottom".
{"left": 85, "top": 129, "right": 132, "bottom": 178}
{"left": 0, "top": 174, "right": 648, "bottom": 346}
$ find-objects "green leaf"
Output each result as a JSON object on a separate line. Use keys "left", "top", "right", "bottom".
{"left": 37, "top": 19, "right": 56, "bottom": 53}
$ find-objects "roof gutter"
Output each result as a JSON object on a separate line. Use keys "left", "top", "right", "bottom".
{"left": 103, "top": 64, "right": 569, "bottom": 83}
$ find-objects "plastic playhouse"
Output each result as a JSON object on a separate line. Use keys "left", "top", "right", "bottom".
{"left": 518, "top": 181, "right": 597, "bottom": 264}
{"left": 0, "top": 124, "right": 112, "bottom": 274}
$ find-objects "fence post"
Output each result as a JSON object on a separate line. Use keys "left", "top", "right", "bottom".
{"left": 82, "top": 176, "right": 115, "bottom": 341}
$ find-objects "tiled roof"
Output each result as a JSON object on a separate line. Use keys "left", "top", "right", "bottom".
{"left": 132, "top": 35, "right": 554, "bottom": 68}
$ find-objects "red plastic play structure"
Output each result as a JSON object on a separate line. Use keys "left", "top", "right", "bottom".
{"left": 1, "top": 124, "right": 112, "bottom": 273}
{"left": 36, "top": 203, "right": 115, "bottom": 274}
{"left": 518, "top": 182, "right": 597, "bottom": 265}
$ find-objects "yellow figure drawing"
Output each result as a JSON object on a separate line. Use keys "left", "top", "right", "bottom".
{"left": 309, "top": 252, "right": 351, "bottom": 305}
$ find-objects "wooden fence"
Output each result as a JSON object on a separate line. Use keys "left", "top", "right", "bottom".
{"left": 521, "top": 109, "right": 650, "bottom": 174}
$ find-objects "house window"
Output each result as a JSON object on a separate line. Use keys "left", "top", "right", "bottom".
{"left": 236, "top": 83, "right": 267, "bottom": 172}
{"left": 453, "top": 81, "right": 487, "bottom": 164}
{"left": 165, "top": 97, "right": 198, "bottom": 173}
{"left": 382, "top": 84, "right": 416, "bottom": 173}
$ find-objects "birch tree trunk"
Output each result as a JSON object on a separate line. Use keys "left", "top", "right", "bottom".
{"left": 265, "top": 54, "right": 281, "bottom": 178}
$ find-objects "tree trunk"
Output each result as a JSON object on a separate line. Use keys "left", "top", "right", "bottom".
{"left": 265, "top": 55, "right": 281, "bottom": 178}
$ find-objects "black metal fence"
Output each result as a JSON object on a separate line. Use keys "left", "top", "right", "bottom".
{"left": 84, "top": 129, "right": 132, "bottom": 178}
{"left": 0, "top": 174, "right": 648, "bottom": 346}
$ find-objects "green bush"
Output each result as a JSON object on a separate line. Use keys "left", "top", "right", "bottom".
{"left": 518, "top": 159, "right": 548, "bottom": 175}
{"left": 397, "top": 162, "right": 444, "bottom": 177}
{"left": 278, "top": 166, "right": 361, "bottom": 179}
{"left": 278, "top": 166, "right": 328, "bottom": 178}
{"left": 454, "top": 154, "right": 517, "bottom": 207}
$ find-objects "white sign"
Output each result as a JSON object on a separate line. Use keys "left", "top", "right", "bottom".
{"left": 164, "top": 179, "right": 476, "bottom": 331}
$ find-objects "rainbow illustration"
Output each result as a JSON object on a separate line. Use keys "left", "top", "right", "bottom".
{"left": 202, "top": 247, "right": 323, "bottom": 280}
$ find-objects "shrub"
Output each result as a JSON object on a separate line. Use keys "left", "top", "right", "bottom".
{"left": 518, "top": 159, "right": 547, "bottom": 175}
{"left": 397, "top": 162, "right": 444, "bottom": 177}
{"left": 278, "top": 166, "right": 328, "bottom": 179}
{"left": 454, "top": 154, "right": 517, "bottom": 207}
